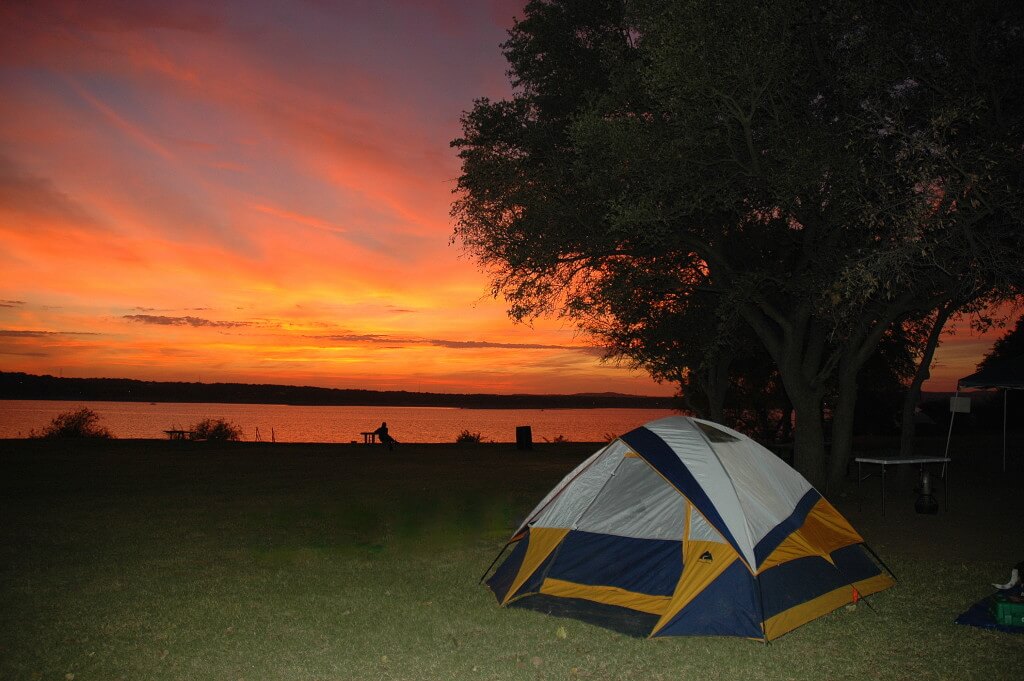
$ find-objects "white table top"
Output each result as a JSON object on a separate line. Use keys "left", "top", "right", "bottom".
{"left": 854, "top": 456, "right": 951, "bottom": 465}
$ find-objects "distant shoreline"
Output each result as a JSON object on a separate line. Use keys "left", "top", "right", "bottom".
{"left": 0, "top": 438, "right": 609, "bottom": 448}
{"left": 0, "top": 371, "right": 680, "bottom": 410}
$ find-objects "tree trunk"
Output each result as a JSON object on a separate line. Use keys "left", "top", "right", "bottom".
{"left": 899, "top": 307, "right": 953, "bottom": 458}
{"left": 737, "top": 304, "right": 829, "bottom": 486}
{"left": 706, "top": 387, "right": 726, "bottom": 424}
{"left": 779, "top": 405, "right": 793, "bottom": 441}
{"left": 819, "top": 295, "right": 922, "bottom": 489}
{"left": 698, "top": 350, "right": 733, "bottom": 424}
{"left": 827, "top": 369, "right": 859, "bottom": 492}
{"left": 790, "top": 393, "right": 827, "bottom": 489}
{"left": 704, "top": 366, "right": 728, "bottom": 424}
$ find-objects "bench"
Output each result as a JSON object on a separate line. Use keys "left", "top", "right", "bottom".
{"left": 360, "top": 431, "right": 378, "bottom": 444}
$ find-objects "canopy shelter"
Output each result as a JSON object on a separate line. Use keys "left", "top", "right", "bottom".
{"left": 945, "top": 355, "right": 1024, "bottom": 472}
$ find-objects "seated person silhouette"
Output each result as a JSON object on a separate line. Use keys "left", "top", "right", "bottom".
{"left": 373, "top": 421, "right": 397, "bottom": 450}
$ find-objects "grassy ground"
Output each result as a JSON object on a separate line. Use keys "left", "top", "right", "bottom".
{"left": 0, "top": 437, "right": 1021, "bottom": 681}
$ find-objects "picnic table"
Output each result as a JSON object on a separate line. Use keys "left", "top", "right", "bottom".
{"left": 360, "top": 431, "right": 378, "bottom": 444}
{"left": 854, "top": 455, "right": 950, "bottom": 517}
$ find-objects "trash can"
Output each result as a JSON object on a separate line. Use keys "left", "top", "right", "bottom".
{"left": 515, "top": 425, "right": 532, "bottom": 450}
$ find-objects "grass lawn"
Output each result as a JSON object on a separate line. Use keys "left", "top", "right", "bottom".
{"left": 1, "top": 437, "right": 1021, "bottom": 680}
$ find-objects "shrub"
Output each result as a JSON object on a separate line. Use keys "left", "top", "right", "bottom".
{"left": 37, "top": 407, "right": 113, "bottom": 439}
{"left": 190, "top": 418, "right": 242, "bottom": 441}
{"left": 455, "top": 429, "right": 485, "bottom": 444}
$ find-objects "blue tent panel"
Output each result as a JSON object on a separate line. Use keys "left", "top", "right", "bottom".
{"left": 508, "top": 594, "right": 660, "bottom": 637}
{"left": 487, "top": 536, "right": 530, "bottom": 603}
{"left": 654, "top": 560, "right": 762, "bottom": 638}
{"left": 759, "top": 544, "right": 882, "bottom": 620}
{"left": 547, "top": 531, "right": 683, "bottom": 596}
{"left": 510, "top": 547, "right": 559, "bottom": 601}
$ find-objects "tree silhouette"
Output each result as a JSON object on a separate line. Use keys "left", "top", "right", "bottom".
{"left": 979, "top": 315, "right": 1024, "bottom": 370}
{"left": 453, "top": 0, "right": 1024, "bottom": 488}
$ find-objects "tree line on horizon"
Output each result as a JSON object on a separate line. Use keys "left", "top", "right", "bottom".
{"left": 0, "top": 372, "right": 680, "bottom": 410}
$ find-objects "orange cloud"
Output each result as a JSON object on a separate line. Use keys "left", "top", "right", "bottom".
{"left": 923, "top": 306, "right": 1020, "bottom": 392}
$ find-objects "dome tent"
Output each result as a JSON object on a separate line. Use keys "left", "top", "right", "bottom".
{"left": 484, "top": 416, "right": 894, "bottom": 640}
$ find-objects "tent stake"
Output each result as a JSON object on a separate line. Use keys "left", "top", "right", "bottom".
{"left": 859, "top": 594, "right": 879, "bottom": 615}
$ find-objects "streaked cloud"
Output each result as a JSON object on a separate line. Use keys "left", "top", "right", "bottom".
{"left": 0, "top": 156, "right": 102, "bottom": 231}
{"left": 310, "top": 333, "right": 591, "bottom": 352}
{"left": 123, "top": 314, "right": 252, "bottom": 329}
{"left": 0, "top": 329, "right": 100, "bottom": 337}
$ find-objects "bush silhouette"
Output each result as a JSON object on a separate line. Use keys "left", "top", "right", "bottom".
{"left": 455, "top": 429, "right": 485, "bottom": 444}
{"left": 37, "top": 407, "right": 113, "bottom": 439}
{"left": 190, "top": 418, "right": 242, "bottom": 441}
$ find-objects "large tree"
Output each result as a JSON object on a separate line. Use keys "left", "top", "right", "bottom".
{"left": 453, "top": 0, "right": 1024, "bottom": 488}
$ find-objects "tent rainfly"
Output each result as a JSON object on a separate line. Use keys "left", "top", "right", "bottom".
{"left": 483, "top": 416, "right": 894, "bottom": 641}
{"left": 946, "top": 354, "right": 1024, "bottom": 472}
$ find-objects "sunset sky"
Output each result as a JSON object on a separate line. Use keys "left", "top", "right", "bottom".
{"left": 0, "top": 1, "right": 1008, "bottom": 395}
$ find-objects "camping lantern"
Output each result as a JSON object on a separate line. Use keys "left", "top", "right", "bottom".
{"left": 915, "top": 470, "right": 938, "bottom": 515}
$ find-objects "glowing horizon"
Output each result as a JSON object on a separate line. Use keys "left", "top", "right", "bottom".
{"left": 0, "top": 1, "right": 1008, "bottom": 396}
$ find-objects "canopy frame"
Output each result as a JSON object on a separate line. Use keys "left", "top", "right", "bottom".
{"left": 945, "top": 356, "right": 1022, "bottom": 472}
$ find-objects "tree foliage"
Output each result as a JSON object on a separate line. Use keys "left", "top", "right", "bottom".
{"left": 453, "top": 0, "right": 1024, "bottom": 487}
{"left": 979, "top": 314, "right": 1024, "bottom": 370}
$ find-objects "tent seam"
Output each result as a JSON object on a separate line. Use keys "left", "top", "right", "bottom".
{"left": 689, "top": 423, "right": 759, "bottom": 570}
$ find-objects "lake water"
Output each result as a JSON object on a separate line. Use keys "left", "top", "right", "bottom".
{"left": 0, "top": 400, "right": 679, "bottom": 444}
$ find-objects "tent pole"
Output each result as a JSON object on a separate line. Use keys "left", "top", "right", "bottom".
{"left": 862, "top": 542, "right": 898, "bottom": 581}
{"left": 1003, "top": 388, "right": 1008, "bottom": 473}
{"left": 479, "top": 541, "right": 513, "bottom": 585}
{"left": 754, "top": 573, "right": 770, "bottom": 645}
{"left": 943, "top": 386, "right": 960, "bottom": 460}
